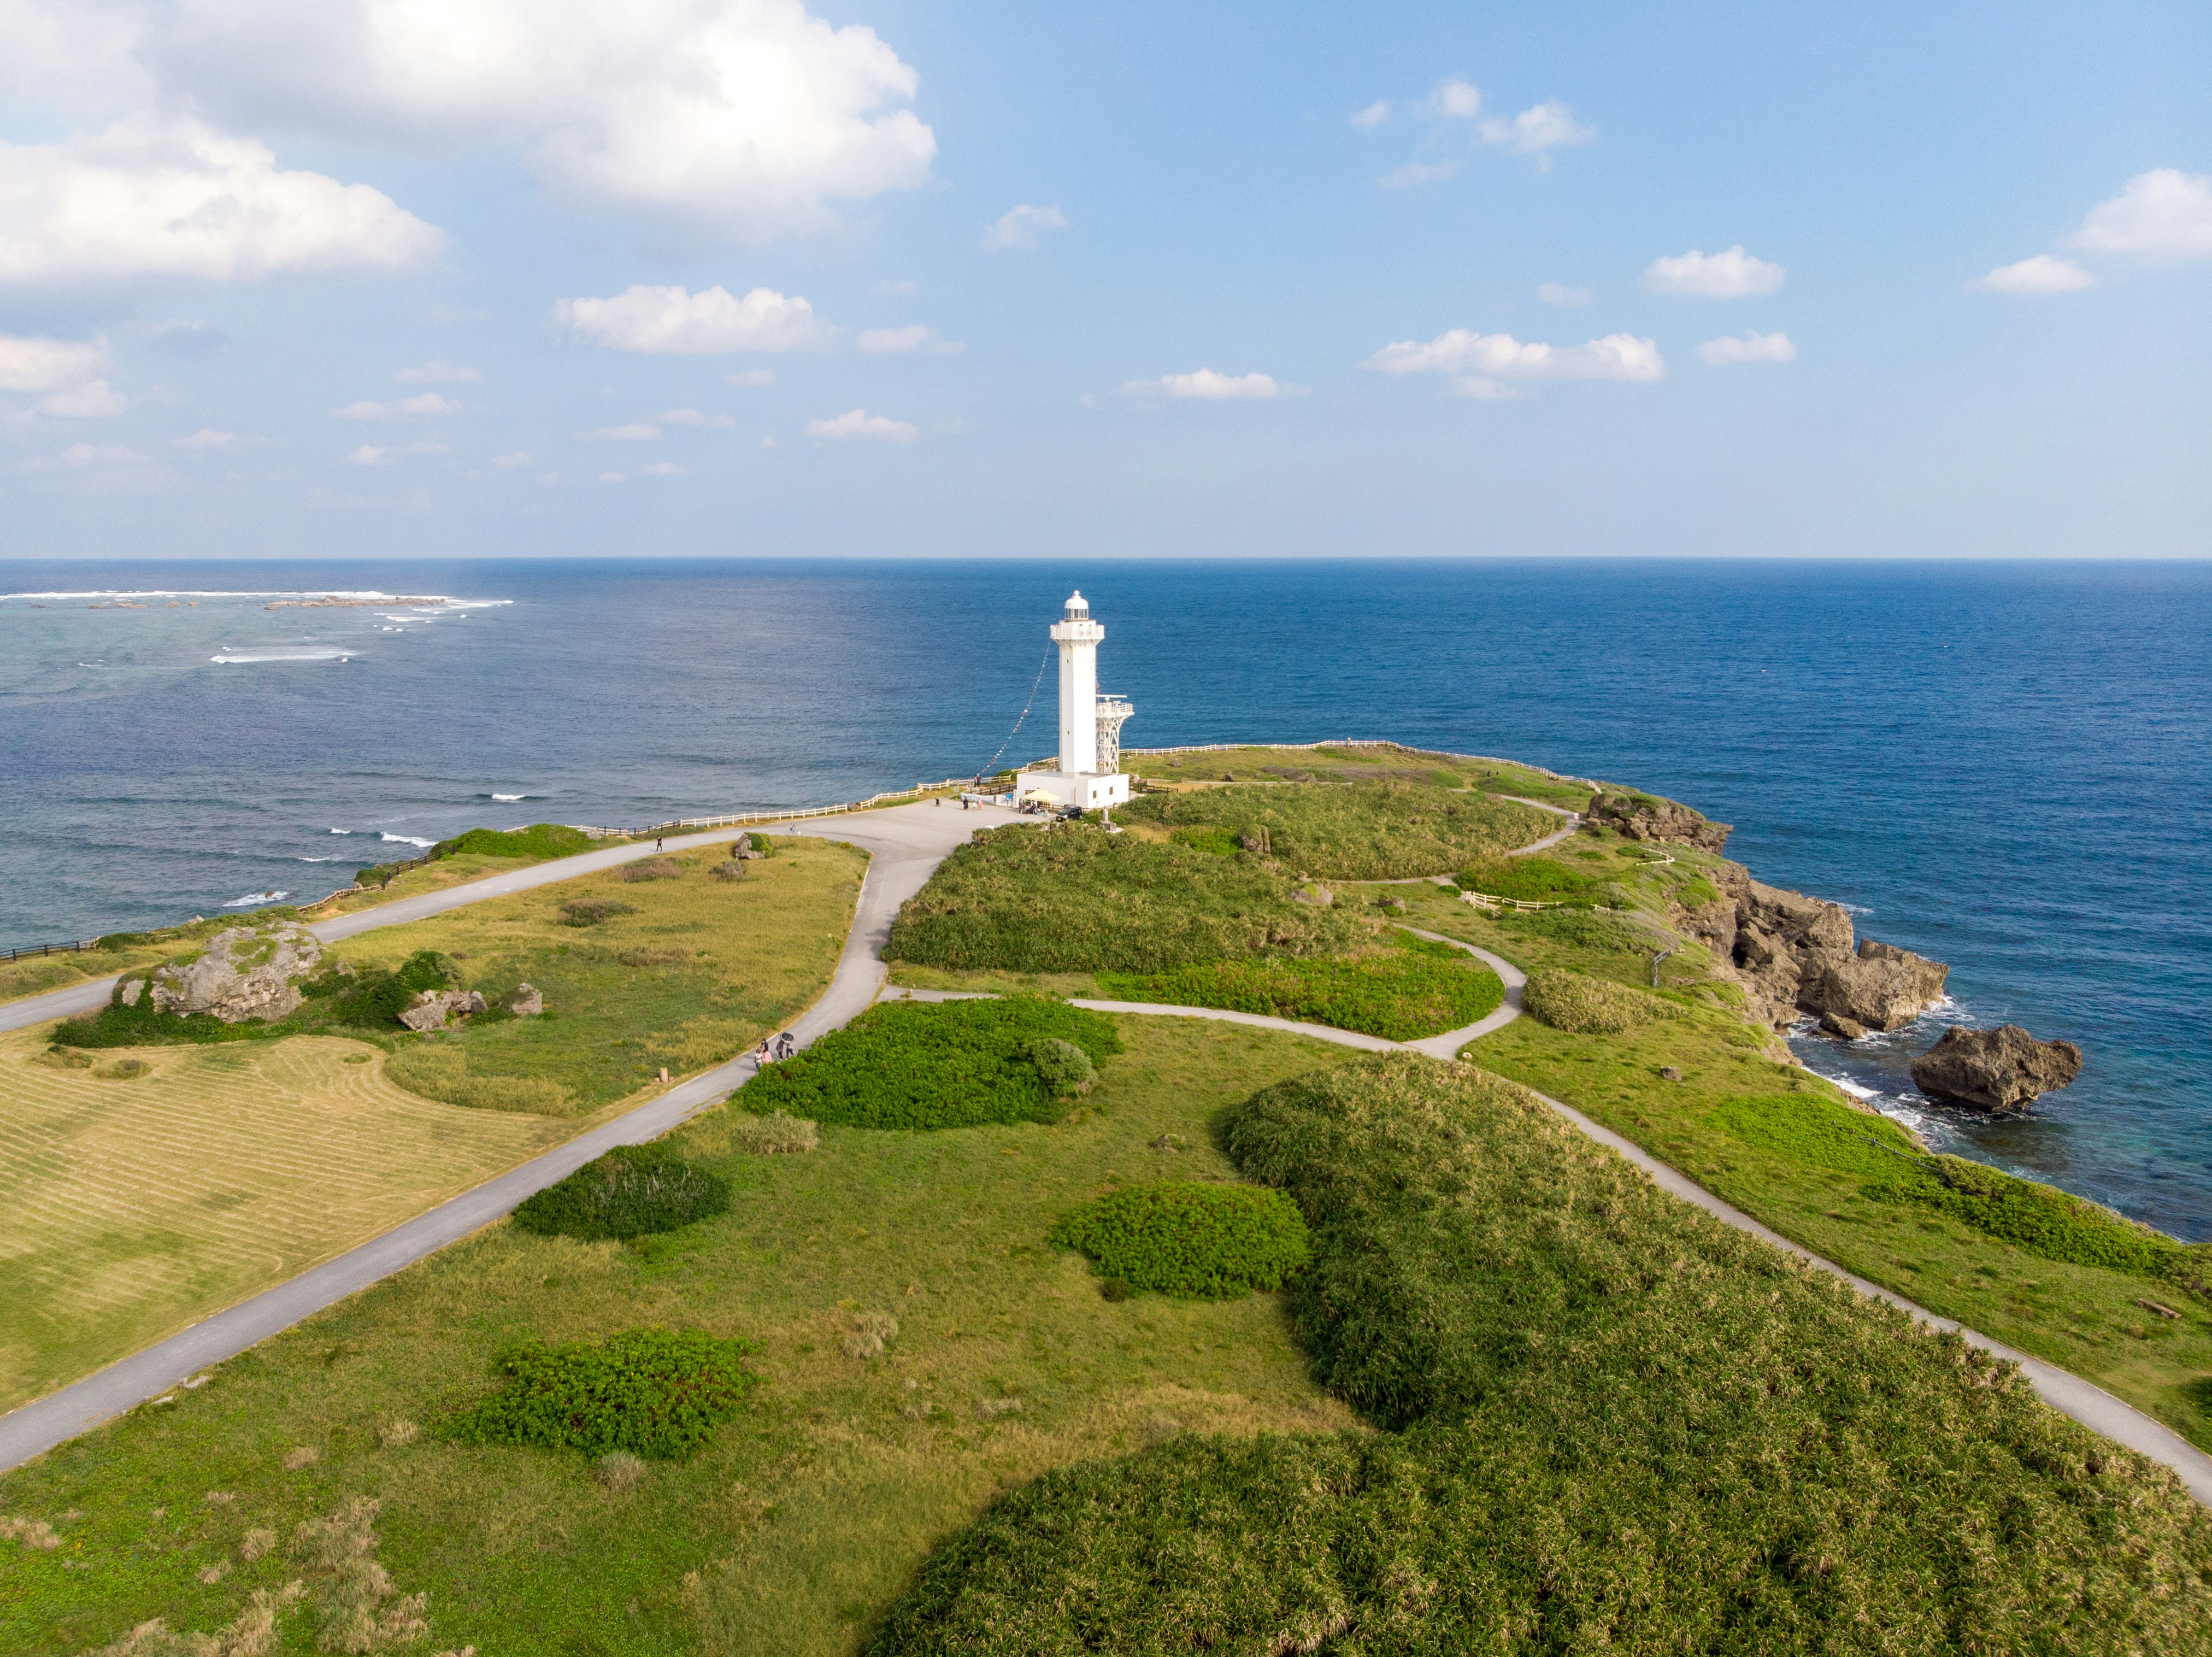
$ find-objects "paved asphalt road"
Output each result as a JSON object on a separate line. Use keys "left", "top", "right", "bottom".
{"left": 6, "top": 799, "right": 2209, "bottom": 1508}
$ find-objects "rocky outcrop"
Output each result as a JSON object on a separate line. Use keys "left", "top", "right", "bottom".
{"left": 1586, "top": 791, "right": 1732, "bottom": 851}
{"left": 1713, "top": 879, "right": 1948, "bottom": 1035}
{"left": 149, "top": 924, "right": 323, "bottom": 1023}
{"left": 507, "top": 984, "right": 544, "bottom": 1016}
{"left": 399, "top": 988, "right": 487, "bottom": 1032}
{"left": 1911, "top": 1025, "right": 2082, "bottom": 1113}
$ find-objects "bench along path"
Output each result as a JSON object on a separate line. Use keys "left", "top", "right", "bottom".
{"left": 8, "top": 808, "right": 2210, "bottom": 1508}
{"left": 0, "top": 802, "right": 1023, "bottom": 1473}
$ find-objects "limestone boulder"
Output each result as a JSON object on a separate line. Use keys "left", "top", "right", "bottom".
{"left": 1800, "top": 939, "right": 1950, "bottom": 1032}
{"left": 1911, "top": 1025, "right": 2082, "bottom": 1113}
{"left": 1586, "top": 791, "right": 1733, "bottom": 851}
{"left": 507, "top": 983, "right": 544, "bottom": 1016}
{"left": 149, "top": 924, "right": 323, "bottom": 1024}
{"left": 399, "top": 988, "right": 487, "bottom": 1032}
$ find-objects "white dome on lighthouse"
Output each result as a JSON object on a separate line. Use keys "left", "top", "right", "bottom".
{"left": 1063, "top": 590, "right": 1090, "bottom": 619}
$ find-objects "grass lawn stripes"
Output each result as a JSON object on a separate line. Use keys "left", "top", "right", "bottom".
{"left": 743, "top": 998, "right": 1123, "bottom": 1130}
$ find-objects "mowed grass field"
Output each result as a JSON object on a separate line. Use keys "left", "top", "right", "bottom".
{"left": 0, "top": 1031, "right": 571, "bottom": 1413}
{"left": 1, "top": 1018, "right": 1360, "bottom": 1657}
{"left": 2, "top": 839, "right": 867, "bottom": 1414}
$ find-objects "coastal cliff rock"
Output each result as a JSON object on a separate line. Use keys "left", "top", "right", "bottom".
{"left": 399, "top": 988, "right": 488, "bottom": 1032}
{"left": 1911, "top": 1025, "right": 2082, "bottom": 1113}
{"left": 1700, "top": 877, "right": 1948, "bottom": 1035}
{"left": 1586, "top": 790, "right": 1732, "bottom": 851}
{"left": 149, "top": 924, "right": 323, "bottom": 1023}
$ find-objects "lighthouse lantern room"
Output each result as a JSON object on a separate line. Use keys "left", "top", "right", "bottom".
{"left": 1022, "top": 591, "right": 1133, "bottom": 811}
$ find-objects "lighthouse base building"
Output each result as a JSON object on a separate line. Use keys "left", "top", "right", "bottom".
{"left": 1021, "top": 591, "right": 1134, "bottom": 810}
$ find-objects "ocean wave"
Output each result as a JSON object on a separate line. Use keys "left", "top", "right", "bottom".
{"left": 328, "top": 828, "right": 352, "bottom": 835}
{"left": 223, "top": 890, "right": 290, "bottom": 907}
{"left": 489, "top": 792, "right": 531, "bottom": 802}
{"left": 210, "top": 649, "right": 357, "bottom": 664}
{"left": 379, "top": 832, "right": 435, "bottom": 847}
{"left": 1837, "top": 901, "right": 1874, "bottom": 915}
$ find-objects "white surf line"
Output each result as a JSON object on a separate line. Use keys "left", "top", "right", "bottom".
{"left": 0, "top": 803, "right": 1024, "bottom": 1474}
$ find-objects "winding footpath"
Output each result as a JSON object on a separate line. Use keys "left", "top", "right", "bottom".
{"left": 4, "top": 802, "right": 2209, "bottom": 1508}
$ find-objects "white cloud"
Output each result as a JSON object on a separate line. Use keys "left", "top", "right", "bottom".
{"left": 584, "top": 422, "right": 660, "bottom": 441}
{"left": 2068, "top": 168, "right": 2212, "bottom": 263}
{"left": 397, "top": 360, "right": 480, "bottom": 383}
{"left": 857, "top": 324, "right": 962, "bottom": 354}
{"left": 0, "top": 116, "right": 439, "bottom": 288}
{"left": 39, "top": 378, "right": 127, "bottom": 416}
{"left": 1364, "top": 328, "right": 1664, "bottom": 397}
{"left": 331, "top": 392, "right": 462, "bottom": 420}
{"left": 1381, "top": 159, "right": 1460, "bottom": 190}
{"left": 1351, "top": 100, "right": 1391, "bottom": 129}
{"left": 658, "top": 407, "right": 736, "bottom": 427}
{"left": 1479, "top": 101, "right": 1594, "bottom": 157}
{"left": 1122, "top": 369, "right": 1288, "bottom": 401}
{"left": 875, "top": 278, "right": 917, "bottom": 295}
{"left": 144, "top": 319, "right": 227, "bottom": 353}
{"left": 983, "top": 203, "right": 1068, "bottom": 252}
{"left": 101, "top": 0, "right": 933, "bottom": 244}
{"left": 1429, "top": 79, "right": 1481, "bottom": 120}
{"left": 1968, "top": 254, "right": 2095, "bottom": 295}
{"left": 639, "top": 461, "right": 685, "bottom": 476}
{"left": 493, "top": 451, "right": 533, "bottom": 466}
{"left": 726, "top": 368, "right": 775, "bottom": 388}
{"left": 806, "top": 408, "right": 917, "bottom": 442}
{"left": 22, "top": 441, "right": 149, "bottom": 473}
{"left": 553, "top": 284, "right": 828, "bottom": 354}
{"left": 1697, "top": 331, "right": 1797, "bottom": 366}
{"left": 1537, "top": 283, "right": 1591, "bottom": 306}
{"left": 0, "top": 333, "right": 109, "bottom": 392}
{"left": 346, "top": 441, "right": 450, "bottom": 465}
{"left": 1642, "top": 244, "right": 1785, "bottom": 298}
{"left": 174, "top": 427, "right": 236, "bottom": 449}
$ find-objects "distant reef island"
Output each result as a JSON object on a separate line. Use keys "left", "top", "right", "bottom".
{"left": 3, "top": 737, "right": 2208, "bottom": 1656}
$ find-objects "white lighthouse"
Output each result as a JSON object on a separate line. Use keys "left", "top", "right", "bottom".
{"left": 1023, "top": 591, "right": 1133, "bottom": 810}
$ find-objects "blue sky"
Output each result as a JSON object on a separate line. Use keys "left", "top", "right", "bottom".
{"left": 1, "top": 0, "right": 2205, "bottom": 559}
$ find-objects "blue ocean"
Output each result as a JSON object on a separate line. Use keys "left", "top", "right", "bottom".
{"left": 3, "top": 559, "right": 2207, "bottom": 1241}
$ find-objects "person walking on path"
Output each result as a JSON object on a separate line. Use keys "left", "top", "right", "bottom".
{"left": 655, "top": 837, "right": 663, "bottom": 851}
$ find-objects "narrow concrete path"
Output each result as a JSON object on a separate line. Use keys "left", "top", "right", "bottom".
{"left": 0, "top": 802, "right": 1022, "bottom": 1474}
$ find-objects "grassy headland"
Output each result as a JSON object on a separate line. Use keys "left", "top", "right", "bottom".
{"left": 1119, "top": 778, "right": 1550, "bottom": 880}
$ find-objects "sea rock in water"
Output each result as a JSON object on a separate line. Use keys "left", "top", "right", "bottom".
{"left": 507, "top": 983, "right": 544, "bottom": 1016}
{"left": 399, "top": 988, "right": 487, "bottom": 1032}
{"left": 1721, "top": 882, "right": 1949, "bottom": 1034}
{"left": 149, "top": 924, "right": 323, "bottom": 1023}
{"left": 1585, "top": 791, "right": 1732, "bottom": 851}
{"left": 1801, "top": 940, "right": 1951, "bottom": 1033}
{"left": 1911, "top": 1025, "right": 2082, "bottom": 1113}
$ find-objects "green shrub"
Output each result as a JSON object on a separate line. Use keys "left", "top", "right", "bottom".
{"left": 318, "top": 950, "right": 457, "bottom": 1027}
{"left": 886, "top": 825, "right": 1363, "bottom": 975}
{"left": 511, "top": 1143, "right": 730, "bottom": 1239}
{"left": 743, "top": 998, "right": 1122, "bottom": 1130}
{"left": 863, "top": 1055, "right": 2212, "bottom": 1654}
{"left": 745, "top": 831, "right": 774, "bottom": 854}
{"left": 1098, "top": 935, "right": 1503, "bottom": 1041}
{"left": 620, "top": 857, "right": 681, "bottom": 883}
{"left": 1455, "top": 855, "right": 1595, "bottom": 903}
{"left": 1122, "top": 781, "right": 1551, "bottom": 880}
{"left": 1025, "top": 1037, "right": 1096, "bottom": 1095}
{"left": 445, "top": 1327, "right": 758, "bottom": 1460}
{"left": 1051, "top": 1183, "right": 1310, "bottom": 1298}
{"left": 1168, "top": 825, "right": 1243, "bottom": 857}
{"left": 433, "top": 824, "right": 596, "bottom": 862}
{"left": 385, "top": 1044, "right": 576, "bottom": 1114}
{"left": 1707, "top": 1091, "right": 1924, "bottom": 1179}
{"left": 560, "top": 898, "right": 636, "bottom": 927}
{"left": 1674, "top": 874, "right": 1721, "bottom": 908}
{"left": 1521, "top": 967, "right": 1682, "bottom": 1035}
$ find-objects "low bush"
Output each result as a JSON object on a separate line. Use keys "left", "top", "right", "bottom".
{"left": 711, "top": 860, "right": 747, "bottom": 883}
{"left": 1025, "top": 1037, "right": 1096, "bottom": 1095}
{"left": 315, "top": 950, "right": 457, "bottom": 1027}
{"left": 1707, "top": 1091, "right": 1924, "bottom": 1180}
{"left": 1122, "top": 780, "right": 1551, "bottom": 880}
{"left": 1674, "top": 874, "right": 1721, "bottom": 908}
{"left": 1051, "top": 1182, "right": 1310, "bottom": 1298}
{"left": 386, "top": 1044, "right": 577, "bottom": 1114}
{"left": 511, "top": 1143, "right": 730, "bottom": 1239}
{"left": 886, "top": 824, "right": 1362, "bottom": 975}
{"left": 1098, "top": 934, "right": 1503, "bottom": 1041}
{"left": 744, "top": 998, "right": 1121, "bottom": 1130}
{"left": 620, "top": 858, "right": 682, "bottom": 883}
{"left": 51, "top": 948, "right": 456, "bottom": 1048}
{"left": 1521, "top": 967, "right": 1682, "bottom": 1035}
{"left": 728, "top": 1110, "right": 819, "bottom": 1154}
{"left": 560, "top": 898, "right": 636, "bottom": 927}
{"left": 1455, "top": 855, "right": 1595, "bottom": 903}
{"left": 867, "top": 1055, "right": 2212, "bottom": 1653}
{"left": 445, "top": 1326, "right": 758, "bottom": 1460}
{"left": 433, "top": 824, "right": 597, "bottom": 862}
{"left": 1168, "top": 825, "right": 1243, "bottom": 857}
